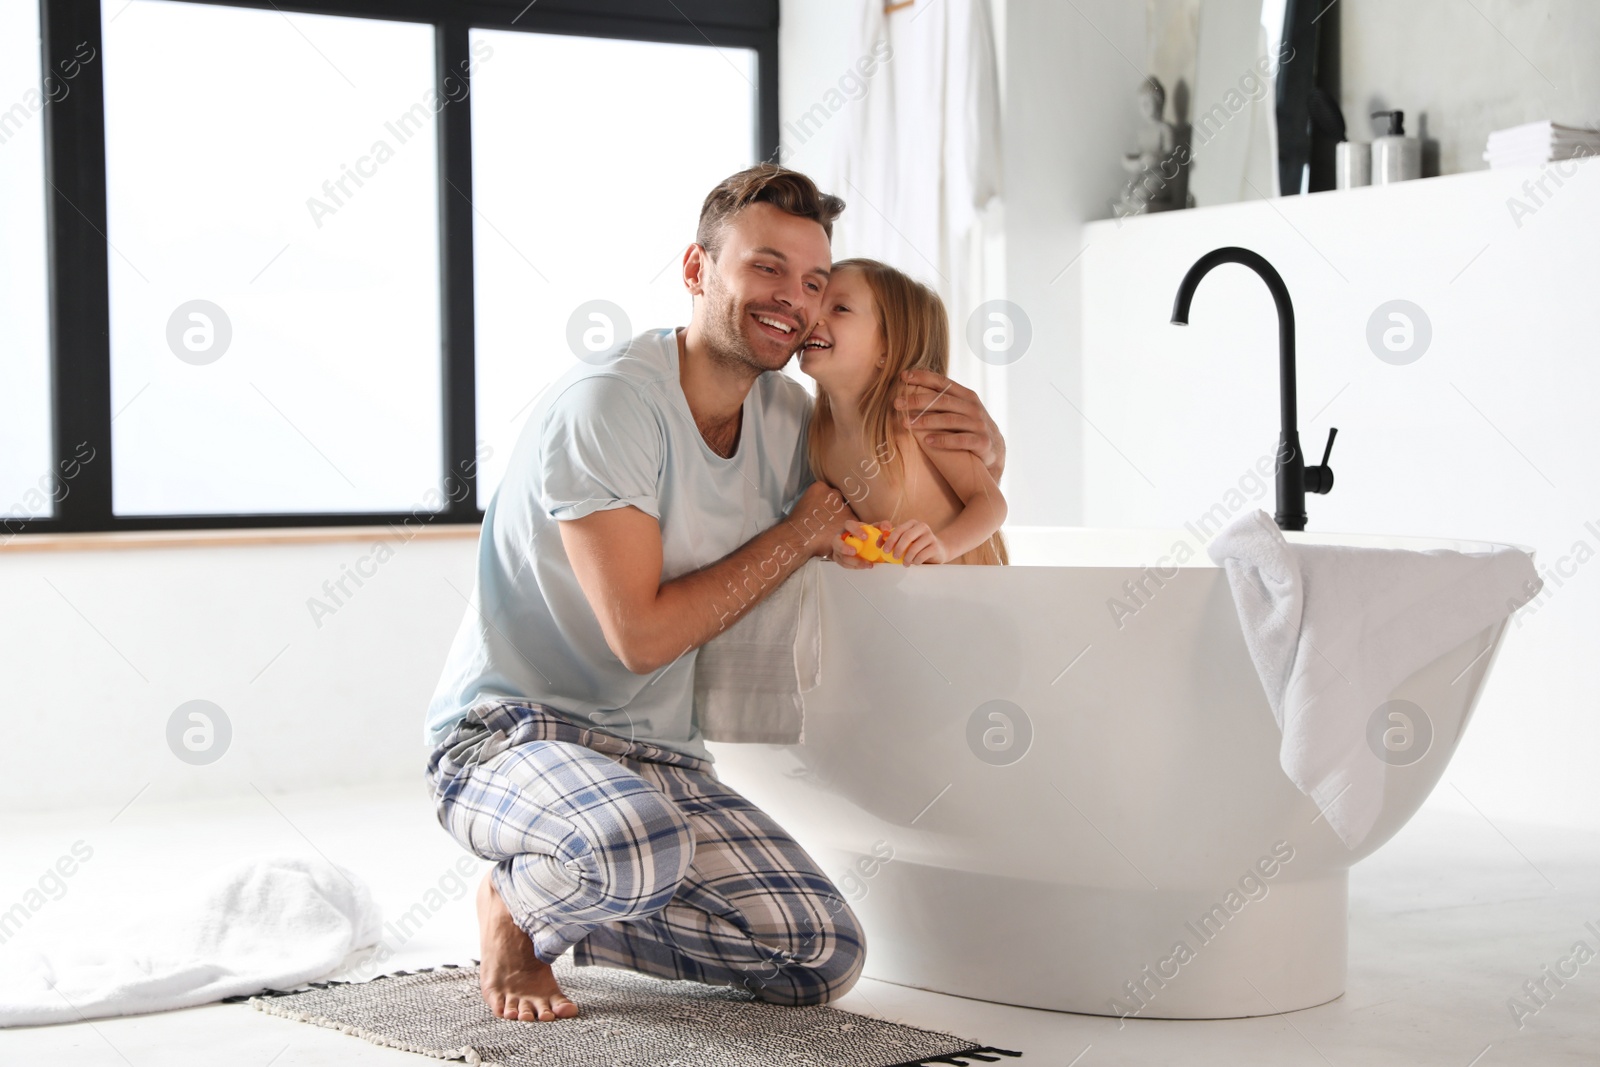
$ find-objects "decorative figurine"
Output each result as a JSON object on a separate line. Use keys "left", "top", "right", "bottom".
{"left": 1115, "top": 76, "right": 1189, "bottom": 217}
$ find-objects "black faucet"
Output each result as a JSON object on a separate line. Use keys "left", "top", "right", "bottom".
{"left": 1170, "top": 246, "right": 1337, "bottom": 532}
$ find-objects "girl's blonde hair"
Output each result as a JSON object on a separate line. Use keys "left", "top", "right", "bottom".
{"left": 806, "top": 258, "right": 1008, "bottom": 564}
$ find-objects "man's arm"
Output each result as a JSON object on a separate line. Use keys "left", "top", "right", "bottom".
{"left": 894, "top": 368, "right": 1007, "bottom": 482}
{"left": 558, "top": 480, "right": 855, "bottom": 675}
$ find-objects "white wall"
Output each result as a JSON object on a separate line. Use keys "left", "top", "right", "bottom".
{"left": 0, "top": 533, "right": 476, "bottom": 813}
{"left": 1075, "top": 159, "right": 1600, "bottom": 831}
{"left": 1000, "top": 0, "right": 1147, "bottom": 525}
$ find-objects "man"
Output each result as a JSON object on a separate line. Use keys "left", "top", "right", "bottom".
{"left": 424, "top": 164, "right": 1006, "bottom": 1022}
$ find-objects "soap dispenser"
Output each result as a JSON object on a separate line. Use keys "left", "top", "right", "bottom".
{"left": 1370, "top": 110, "right": 1421, "bottom": 184}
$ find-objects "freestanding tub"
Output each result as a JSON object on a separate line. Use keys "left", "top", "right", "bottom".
{"left": 707, "top": 525, "right": 1526, "bottom": 1019}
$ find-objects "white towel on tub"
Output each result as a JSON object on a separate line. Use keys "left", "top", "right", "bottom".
{"left": 0, "top": 855, "right": 380, "bottom": 1027}
{"left": 694, "top": 558, "right": 823, "bottom": 745}
{"left": 1207, "top": 510, "right": 1541, "bottom": 850}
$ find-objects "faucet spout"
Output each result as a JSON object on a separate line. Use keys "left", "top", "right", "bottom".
{"left": 1170, "top": 246, "right": 1336, "bottom": 532}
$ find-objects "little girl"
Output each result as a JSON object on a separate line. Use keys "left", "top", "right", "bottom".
{"left": 800, "top": 258, "right": 1008, "bottom": 566}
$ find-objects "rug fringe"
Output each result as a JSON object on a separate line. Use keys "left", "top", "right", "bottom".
{"left": 883, "top": 1047, "right": 1023, "bottom": 1067}
{"left": 222, "top": 962, "right": 474, "bottom": 1003}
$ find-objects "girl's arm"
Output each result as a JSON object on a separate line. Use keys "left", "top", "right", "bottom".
{"left": 881, "top": 437, "right": 1007, "bottom": 564}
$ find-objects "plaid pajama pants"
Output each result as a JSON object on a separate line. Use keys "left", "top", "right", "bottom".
{"left": 425, "top": 699, "right": 866, "bottom": 1006}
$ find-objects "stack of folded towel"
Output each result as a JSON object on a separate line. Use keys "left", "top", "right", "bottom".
{"left": 1207, "top": 510, "right": 1541, "bottom": 850}
{"left": 1484, "top": 120, "right": 1600, "bottom": 168}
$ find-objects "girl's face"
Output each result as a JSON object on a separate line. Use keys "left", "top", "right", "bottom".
{"left": 799, "top": 268, "right": 884, "bottom": 402}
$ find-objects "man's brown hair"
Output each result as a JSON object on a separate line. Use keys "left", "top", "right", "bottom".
{"left": 696, "top": 164, "right": 845, "bottom": 259}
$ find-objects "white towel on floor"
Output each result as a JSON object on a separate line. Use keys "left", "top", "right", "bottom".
{"left": 1207, "top": 510, "right": 1541, "bottom": 849}
{"left": 693, "top": 559, "right": 823, "bottom": 745}
{"left": 0, "top": 855, "right": 381, "bottom": 1028}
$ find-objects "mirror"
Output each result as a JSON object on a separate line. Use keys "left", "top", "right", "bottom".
{"left": 1189, "top": 0, "right": 1285, "bottom": 206}
{"left": 1165, "top": 0, "right": 1338, "bottom": 208}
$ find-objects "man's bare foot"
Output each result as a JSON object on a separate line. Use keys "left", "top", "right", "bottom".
{"left": 476, "top": 870, "right": 579, "bottom": 1021}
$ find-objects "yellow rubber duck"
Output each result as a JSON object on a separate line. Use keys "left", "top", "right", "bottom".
{"left": 839, "top": 523, "right": 903, "bottom": 565}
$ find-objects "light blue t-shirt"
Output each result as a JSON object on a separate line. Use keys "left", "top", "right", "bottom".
{"left": 425, "top": 328, "right": 815, "bottom": 761}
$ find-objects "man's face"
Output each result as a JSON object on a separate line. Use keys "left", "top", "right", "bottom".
{"left": 690, "top": 201, "right": 833, "bottom": 374}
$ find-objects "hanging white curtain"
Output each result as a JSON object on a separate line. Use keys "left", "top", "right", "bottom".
{"left": 829, "top": 0, "right": 1005, "bottom": 410}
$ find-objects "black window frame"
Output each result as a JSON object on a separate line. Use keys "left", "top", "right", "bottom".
{"left": 16, "top": 0, "right": 778, "bottom": 536}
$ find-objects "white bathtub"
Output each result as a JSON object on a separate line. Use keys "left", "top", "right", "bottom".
{"left": 708, "top": 525, "right": 1523, "bottom": 1019}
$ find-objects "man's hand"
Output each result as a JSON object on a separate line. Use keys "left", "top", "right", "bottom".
{"left": 894, "top": 368, "right": 1006, "bottom": 482}
{"left": 832, "top": 521, "right": 879, "bottom": 569}
{"left": 790, "top": 486, "right": 874, "bottom": 569}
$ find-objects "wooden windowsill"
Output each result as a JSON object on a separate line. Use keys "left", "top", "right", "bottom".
{"left": 0, "top": 523, "right": 482, "bottom": 554}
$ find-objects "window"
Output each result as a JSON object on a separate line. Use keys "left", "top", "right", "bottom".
{"left": 469, "top": 29, "right": 757, "bottom": 506}
{"left": 12, "top": 0, "right": 776, "bottom": 533}
{"left": 0, "top": 0, "right": 54, "bottom": 519}
{"left": 102, "top": 1, "right": 441, "bottom": 515}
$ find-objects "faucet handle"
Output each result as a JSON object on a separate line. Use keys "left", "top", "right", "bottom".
{"left": 1304, "top": 427, "right": 1337, "bottom": 494}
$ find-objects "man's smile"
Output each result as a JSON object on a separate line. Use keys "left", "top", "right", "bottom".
{"left": 750, "top": 311, "right": 801, "bottom": 342}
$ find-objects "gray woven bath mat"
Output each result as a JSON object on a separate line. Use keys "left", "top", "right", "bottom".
{"left": 242, "top": 959, "right": 1020, "bottom": 1067}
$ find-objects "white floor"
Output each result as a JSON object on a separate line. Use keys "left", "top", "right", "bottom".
{"left": 2, "top": 783, "right": 1596, "bottom": 1066}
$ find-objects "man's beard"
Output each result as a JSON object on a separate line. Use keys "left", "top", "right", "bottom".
{"left": 701, "top": 269, "right": 803, "bottom": 376}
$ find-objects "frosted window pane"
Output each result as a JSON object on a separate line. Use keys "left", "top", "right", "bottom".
{"left": 103, "top": 0, "right": 441, "bottom": 516}
{"left": 0, "top": 0, "right": 55, "bottom": 519}
{"left": 469, "top": 29, "right": 757, "bottom": 507}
